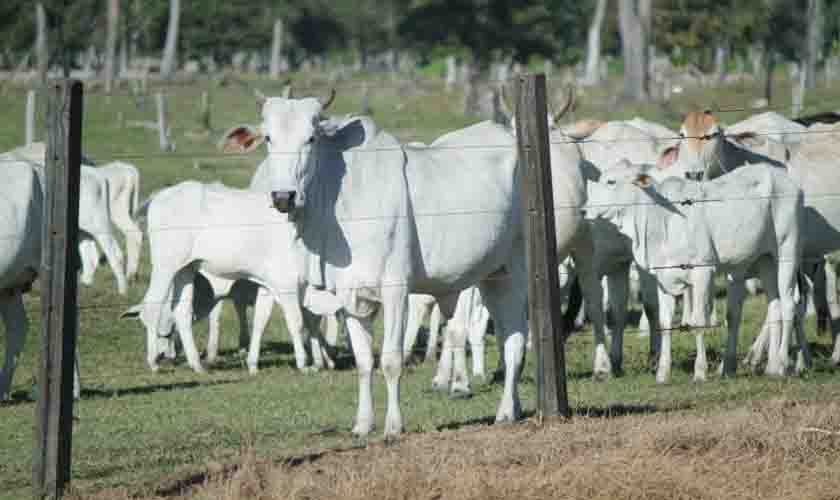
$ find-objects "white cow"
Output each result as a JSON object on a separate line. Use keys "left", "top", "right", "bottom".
{"left": 677, "top": 111, "right": 840, "bottom": 368}
{"left": 0, "top": 153, "right": 44, "bottom": 401}
{"left": 587, "top": 164, "right": 804, "bottom": 381}
{"left": 120, "top": 182, "right": 332, "bottom": 374}
{"left": 220, "top": 91, "right": 583, "bottom": 438}
{"left": 78, "top": 161, "right": 143, "bottom": 283}
{"left": 9, "top": 143, "right": 128, "bottom": 295}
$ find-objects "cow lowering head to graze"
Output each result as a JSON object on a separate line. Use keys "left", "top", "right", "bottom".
{"left": 218, "top": 89, "right": 584, "bottom": 439}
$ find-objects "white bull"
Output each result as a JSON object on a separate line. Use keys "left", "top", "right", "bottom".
{"left": 120, "top": 182, "right": 332, "bottom": 374}
{"left": 587, "top": 164, "right": 804, "bottom": 381}
{"left": 221, "top": 92, "right": 583, "bottom": 438}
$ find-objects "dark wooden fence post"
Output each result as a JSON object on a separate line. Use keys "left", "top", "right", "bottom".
{"left": 512, "top": 73, "right": 570, "bottom": 420}
{"left": 33, "top": 80, "right": 83, "bottom": 500}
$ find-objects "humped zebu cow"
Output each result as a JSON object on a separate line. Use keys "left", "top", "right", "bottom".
{"left": 218, "top": 89, "right": 584, "bottom": 438}
{"left": 587, "top": 163, "right": 805, "bottom": 381}
{"left": 670, "top": 110, "right": 840, "bottom": 370}
{"left": 120, "top": 181, "right": 335, "bottom": 374}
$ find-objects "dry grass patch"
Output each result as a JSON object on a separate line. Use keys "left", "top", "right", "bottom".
{"left": 81, "top": 399, "right": 840, "bottom": 500}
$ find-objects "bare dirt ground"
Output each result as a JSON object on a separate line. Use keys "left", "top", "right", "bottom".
{"left": 72, "top": 398, "right": 840, "bottom": 500}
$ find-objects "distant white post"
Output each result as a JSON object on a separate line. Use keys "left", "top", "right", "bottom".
{"left": 26, "top": 90, "right": 36, "bottom": 145}
{"left": 156, "top": 92, "right": 173, "bottom": 152}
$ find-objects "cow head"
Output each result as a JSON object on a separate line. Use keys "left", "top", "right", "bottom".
{"left": 253, "top": 90, "right": 337, "bottom": 220}
{"left": 678, "top": 110, "right": 725, "bottom": 180}
{"left": 120, "top": 302, "right": 177, "bottom": 372}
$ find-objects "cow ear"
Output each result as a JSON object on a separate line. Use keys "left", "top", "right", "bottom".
{"left": 120, "top": 305, "right": 142, "bottom": 320}
{"left": 633, "top": 173, "right": 654, "bottom": 188}
{"left": 217, "top": 125, "right": 265, "bottom": 153}
{"left": 657, "top": 145, "right": 680, "bottom": 169}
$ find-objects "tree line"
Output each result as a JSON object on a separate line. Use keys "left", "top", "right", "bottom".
{"left": 2, "top": 0, "right": 839, "bottom": 101}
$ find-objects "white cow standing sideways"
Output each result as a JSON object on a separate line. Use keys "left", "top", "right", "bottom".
{"left": 121, "top": 182, "right": 332, "bottom": 374}
{"left": 588, "top": 164, "right": 804, "bottom": 381}
{"left": 222, "top": 91, "right": 583, "bottom": 437}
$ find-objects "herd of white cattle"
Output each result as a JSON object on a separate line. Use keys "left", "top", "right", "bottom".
{"left": 2, "top": 87, "right": 840, "bottom": 440}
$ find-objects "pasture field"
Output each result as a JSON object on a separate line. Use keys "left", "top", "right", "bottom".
{"left": 1, "top": 72, "right": 840, "bottom": 499}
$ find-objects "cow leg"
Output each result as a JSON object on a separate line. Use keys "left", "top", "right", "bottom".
{"left": 825, "top": 261, "right": 840, "bottom": 341}
{"left": 655, "top": 292, "right": 676, "bottom": 384}
{"left": 424, "top": 303, "right": 443, "bottom": 362}
{"left": 305, "top": 308, "right": 334, "bottom": 371}
{"left": 480, "top": 266, "right": 527, "bottom": 424}
{"left": 690, "top": 268, "right": 715, "bottom": 382}
{"left": 680, "top": 287, "right": 693, "bottom": 327}
{"left": 721, "top": 275, "right": 747, "bottom": 377}
{"left": 582, "top": 265, "right": 610, "bottom": 379}
{"left": 205, "top": 300, "right": 224, "bottom": 365}
{"left": 0, "top": 294, "right": 28, "bottom": 400}
{"left": 78, "top": 237, "right": 100, "bottom": 286}
{"left": 447, "top": 322, "right": 471, "bottom": 399}
{"left": 744, "top": 316, "right": 770, "bottom": 373}
{"left": 639, "top": 273, "right": 661, "bottom": 371}
{"left": 171, "top": 268, "right": 205, "bottom": 373}
{"left": 277, "top": 296, "right": 308, "bottom": 372}
{"left": 403, "top": 296, "right": 430, "bottom": 364}
{"left": 111, "top": 203, "right": 143, "bottom": 282}
{"left": 233, "top": 297, "right": 251, "bottom": 354}
{"left": 245, "top": 291, "right": 274, "bottom": 375}
{"left": 606, "top": 266, "right": 630, "bottom": 376}
{"left": 469, "top": 304, "right": 490, "bottom": 381}
{"left": 346, "top": 314, "right": 375, "bottom": 436}
{"left": 324, "top": 314, "right": 342, "bottom": 350}
{"left": 73, "top": 348, "right": 81, "bottom": 400}
{"left": 775, "top": 253, "right": 799, "bottom": 376}
{"left": 93, "top": 230, "right": 128, "bottom": 296}
{"left": 430, "top": 293, "right": 458, "bottom": 391}
{"left": 431, "top": 325, "right": 454, "bottom": 392}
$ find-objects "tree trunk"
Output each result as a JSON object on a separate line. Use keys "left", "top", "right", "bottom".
{"left": 35, "top": 2, "right": 48, "bottom": 85}
{"left": 618, "top": 0, "right": 649, "bottom": 101}
{"left": 104, "top": 0, "right": 120, "bottom": 92}
{"left": 805, "top": 0, "right": 823, "bottom": 89}
{"left": 269, "top": 19, "right": 284, "bottom": 80}
{"left": 160, "top": 0, "right": 180, "bottom": 79}
{"left": 582, "top": 0, "right": 608, "bottom": 86}
{"left": 765, "top": 50, "right": 776, "bottom": 104}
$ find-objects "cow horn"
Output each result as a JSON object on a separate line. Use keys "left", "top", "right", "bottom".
{"left": 320, "top": 88, "right": 336, "bottom": 110}
{"left": 553, "top": 85, "right": 576, "bottom": 124}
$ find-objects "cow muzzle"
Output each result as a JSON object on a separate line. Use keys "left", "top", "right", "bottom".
{"left": 684, "top": 171, "right": 703, "bottom": 181}
{"left": 271, "top": 190, "right": 297, "bottom": 213}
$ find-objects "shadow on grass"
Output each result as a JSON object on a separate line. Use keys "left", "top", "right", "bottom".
{"left": 79, "top": 379, "right": 241, "bottom": 400}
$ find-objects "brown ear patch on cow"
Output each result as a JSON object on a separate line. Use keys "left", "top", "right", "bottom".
{"left": 217, "top": 125, "right": 265, "bottom": 153}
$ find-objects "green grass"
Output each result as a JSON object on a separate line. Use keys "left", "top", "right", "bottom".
{"left": 1, "top": 72, "right": 840, "bottom": 499}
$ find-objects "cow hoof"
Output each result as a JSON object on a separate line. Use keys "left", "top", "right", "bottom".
{"left": 248, "top": 365, "right": 259, "bottom": 376}
{"left": 351, "top": 420, "right": 374, "bottom": 437}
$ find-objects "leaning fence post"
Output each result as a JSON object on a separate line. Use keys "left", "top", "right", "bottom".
{"left": 33, "top": 79, "right": 83, "bottom": 500}
{"left": 512, "top": 73, "right": 570, "bottom": 420}
{"left": 26, "top": 89, "right": 37, "bottom": 145}
{"left": 156, "top": 92, "right": 173, "bottom": 152}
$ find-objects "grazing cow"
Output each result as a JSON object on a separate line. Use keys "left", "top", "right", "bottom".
{"left": 78, "top": 161, "right": 143, "bottom": 283}
{"left": 587, "top": 164, "right": 804, "bottom": 381}
{"left": 677, "top": 111, "right": 840, "bottom": 368}
{"left": 220, "top": 91, "right": 584, "bottom": 438}
{"left": 120, "top": 181, "right": 331, "bottom": 374}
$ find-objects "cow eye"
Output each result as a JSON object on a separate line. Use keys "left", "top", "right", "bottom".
{"left": 606, "top": 179, "right": 616, "bottom": 186}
